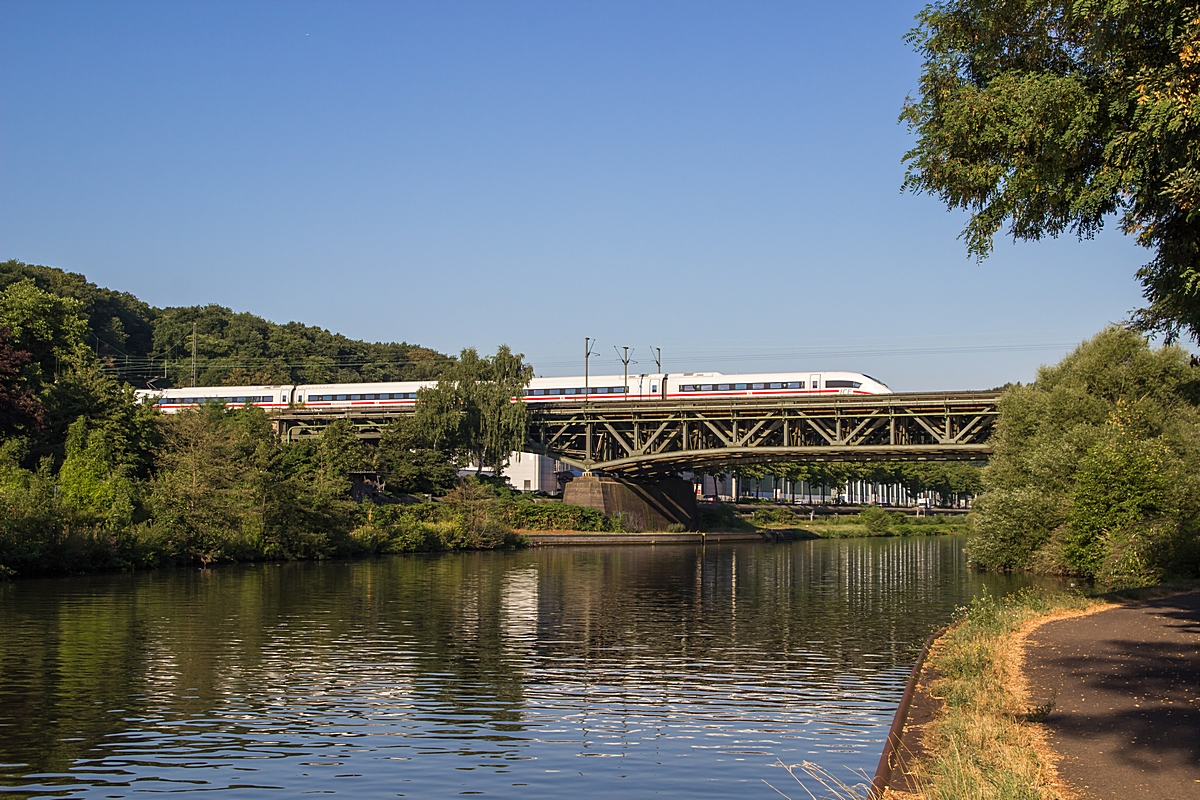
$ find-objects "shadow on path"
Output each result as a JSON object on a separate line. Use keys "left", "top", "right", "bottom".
{"left": 1026, "top": 592, "right": 1200, "bottom": 800}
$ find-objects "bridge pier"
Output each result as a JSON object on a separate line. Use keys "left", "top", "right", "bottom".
{"left": 563, "top": 475, "right": 698, "bottom": 531}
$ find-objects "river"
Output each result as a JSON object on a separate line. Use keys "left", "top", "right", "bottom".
{"left": 0, "top": 537, "right": 1055, "bottom": 798}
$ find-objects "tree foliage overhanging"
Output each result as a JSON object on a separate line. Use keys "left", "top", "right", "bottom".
{"left": 903, "top": 1, "right": 1200, "bottom": 341}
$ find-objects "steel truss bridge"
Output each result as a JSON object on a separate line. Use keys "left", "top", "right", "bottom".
{"left": 273, "top": 391, "right": 1000, "bottom": 477}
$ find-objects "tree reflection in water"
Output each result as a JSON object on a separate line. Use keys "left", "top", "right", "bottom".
{"left": 0, "top": 538, "right": 1056, "bottom": 799}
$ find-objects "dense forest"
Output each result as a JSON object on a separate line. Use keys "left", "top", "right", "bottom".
{"left": 0, "top": 260, "right": 453, "bottom": 388}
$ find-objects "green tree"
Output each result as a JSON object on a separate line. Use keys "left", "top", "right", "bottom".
{"left": 415, "top": 345, "right": 533, "bottom": 479}
{"left": 147, "top": 404, "right": 256, "bottom": 564}
{"left": 902, "top": 2, "right": 1200, "bottom": 341}
{"left": 376, "top": 417, "right": 459, "bottom": 495}
{"left": 316, "top": 419, "right": 366, "bottom": 496}
{"left": 968, "top": 327, "right": 1200, "bottom": 585}
{"left": 57, "top": 417, "right": 136, "bottom": 531}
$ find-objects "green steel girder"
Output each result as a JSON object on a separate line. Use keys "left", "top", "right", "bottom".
{"left": 525, "top": 391, "right": 1001, "bottom": 476}
{"left": 268, "top": 391, "right": 1002, "bottom": 476}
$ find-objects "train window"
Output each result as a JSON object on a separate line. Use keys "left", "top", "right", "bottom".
{"left": 565, "top": 388, "right": 577, "bottom": 395}
{"left": 787, "top": 382, "right": 803, "bottom": 389}
{"left": 363, "top": 394, "right": 375, "bottom": 400}
{"left": 716, "top": 384, "right": 730, "bottom": 391}
{"left": 334, "top": 394, "right": 346, "bottom": 401}
{"left": 594, "top": 387, "right": 608, "bottom": 394}
{"left": 751, "top": 383, "right": 765, "bottom": 390}
{"left": 616, "top": 386, "right": 626, "bottom": 393}
{"left": 350, "top": 394, "right": 361, "bottom": 400}
{"left": 701, "top": 384, "right": 714, "bottom": 391}
{"left": 651, "top": 384, "right": 658, "bottom": 392}
{"left": 825, "top": 380, "right": 862, "bottom": 388}
{"left": 769, "top": 382, "right": 783, "bottom": 389}
{"left": 735, "top": 383, "right": 747, "bottom": 390}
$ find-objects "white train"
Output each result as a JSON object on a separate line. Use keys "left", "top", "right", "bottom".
{"left": 135, "top": 371, "right": 891, "bottom": 412}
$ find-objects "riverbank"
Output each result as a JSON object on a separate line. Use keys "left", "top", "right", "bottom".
{"left": 880, "top": 580, "right": 1200, "bottom": 799}
{"left": 519, "top": 529, "right": 805, "bottom": 545}
{"left": 880, "top": 588, "right": 1105, "bottom": 799}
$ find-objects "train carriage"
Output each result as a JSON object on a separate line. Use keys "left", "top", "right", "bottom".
{"left": 137, "top": 370, "right": 891, "bottom": 413}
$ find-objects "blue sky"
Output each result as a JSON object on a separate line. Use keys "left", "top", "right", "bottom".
{"left": 0, "top": 1, "right": 1148, "bottom": 390}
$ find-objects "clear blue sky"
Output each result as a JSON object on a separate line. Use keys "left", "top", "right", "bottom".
{"left": 0, "top": 1, "right": 1149, "bottom": 390}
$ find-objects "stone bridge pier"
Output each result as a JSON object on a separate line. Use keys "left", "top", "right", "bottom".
{"left": 562, "top": 475, "right": 698, "bottom": 531}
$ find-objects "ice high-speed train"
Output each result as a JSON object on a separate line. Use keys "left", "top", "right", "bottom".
{"left": 135, "top": 371, "right": 892, "bottom": 413}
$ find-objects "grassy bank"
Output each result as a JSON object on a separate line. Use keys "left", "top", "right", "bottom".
{"left": 750, "top": 505, "right": 969, "bottom": 538}
{"left": 890, "top": 589, "right": 1105, "bottom": 800}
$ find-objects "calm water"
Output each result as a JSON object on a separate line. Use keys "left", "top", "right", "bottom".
{"left": 0, "top": 538, "right": 1053, "bottom": 799}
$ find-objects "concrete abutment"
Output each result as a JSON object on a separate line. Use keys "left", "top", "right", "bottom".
{"left": 562, "top": 475, "right": 698, "bottom": 531}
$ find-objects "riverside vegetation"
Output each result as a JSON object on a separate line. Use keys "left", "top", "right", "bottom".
{"left": 968, "top": 326, "right": 1200, "bottom": 589}
{"left": 0, "top": 262, "right": 983, "bottom": 577}
{"left": 0, "top": 264, "right": 542, "bottom": 577}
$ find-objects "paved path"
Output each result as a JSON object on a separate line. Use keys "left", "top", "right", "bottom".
{"left": 1025, "top": 592, "right": 1200, "bottom": 799}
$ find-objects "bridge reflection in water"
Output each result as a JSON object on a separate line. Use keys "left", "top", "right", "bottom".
{"left": 0, "top": 539, "right": 1057, "bottom": 799}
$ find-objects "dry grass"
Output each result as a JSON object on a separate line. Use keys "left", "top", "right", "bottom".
{"left": 889, "top": 589, "right": 1112, "bottom": 800}
{"left": 763, "top": 760, "right": 871, "bottom": 800}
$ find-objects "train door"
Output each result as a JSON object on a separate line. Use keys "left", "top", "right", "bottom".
{"left": 810, "top": 374, "right": 820, "bottom": 392}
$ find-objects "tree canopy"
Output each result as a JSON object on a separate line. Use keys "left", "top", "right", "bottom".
{"left": 0, "top": 260, "right": 454, "bottom": 387}
{"left": 410, "top": 346, "right": 534, "bottom": 477}
{"left": 902, "top": 1, "right": 1200, "bottom": 340}
{"left": 969, "top": 326, "right": 1200, "bottom": 586}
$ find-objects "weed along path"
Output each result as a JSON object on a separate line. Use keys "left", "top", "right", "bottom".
{"left": 1024, "top": 591, "right": 1200, "bottom": 799}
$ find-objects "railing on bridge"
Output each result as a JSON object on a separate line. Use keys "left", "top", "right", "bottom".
{"left": 271, "top": 391, "right": 1001, "bottom": 476}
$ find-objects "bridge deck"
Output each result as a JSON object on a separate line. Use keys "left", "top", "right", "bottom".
{"left": 272, "top": 391, "right": 1002, "bottom": 475}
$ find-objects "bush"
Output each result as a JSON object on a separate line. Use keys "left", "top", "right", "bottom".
{"left": 859, "top": 505, "right": 893, "bottom": 536}
{"left": 698, "top": 503, "right": 755, "bottom": 532}
{"left": 752, "top": 507, "right": 799, "bottom": 526}
{"left": 970, "top": 327, "right": 1200, "bottom": 587}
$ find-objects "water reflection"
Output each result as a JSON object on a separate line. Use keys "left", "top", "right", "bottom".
{"left": 0, "top": 538, "right": 1055, "bottom": 798}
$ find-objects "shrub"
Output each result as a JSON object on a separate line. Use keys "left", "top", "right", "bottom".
{"left": 969, "top": 327, "right": 1200, "bottom": 586}
{"left": 698, "top": 503, "right": 754, "bottom": 532}
{"left": 859, "top": 505, "right": 893, "bottom": 536}
{"left": 752, "top": 507, "right": 798, "bottom": 526}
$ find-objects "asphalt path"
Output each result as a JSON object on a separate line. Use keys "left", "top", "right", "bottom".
{"left": 1025, "top": 591, "right": 1200, "bottom": 799}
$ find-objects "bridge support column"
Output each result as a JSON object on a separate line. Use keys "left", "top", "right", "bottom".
{"left": 563, "top": 475, "right": 698, "bottom": 531}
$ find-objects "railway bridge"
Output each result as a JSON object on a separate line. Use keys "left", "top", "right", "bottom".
{"left": 273, "top": 391, "right": 1001, "bottom": 475}
{"left": 274, "top": 392, "right": 999, "bottom": 528}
